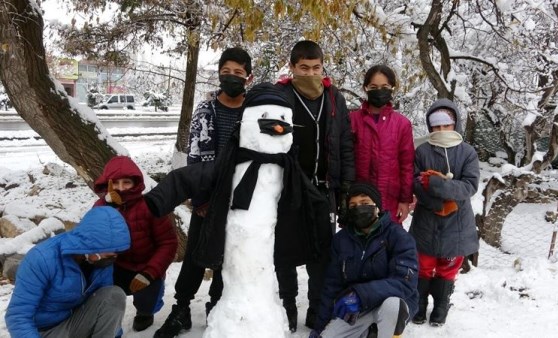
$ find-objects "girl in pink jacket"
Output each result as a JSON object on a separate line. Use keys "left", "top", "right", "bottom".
{"left": 350, "top": 65, "right": 415, "bottom": 224}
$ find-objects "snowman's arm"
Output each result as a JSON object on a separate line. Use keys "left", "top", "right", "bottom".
{"left": 144, "top": 162, "right": 215, "bottom": 217}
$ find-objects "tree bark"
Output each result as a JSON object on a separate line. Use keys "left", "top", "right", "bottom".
{"left": 416, "top": 0, "right": 451, "bottom": 99}
{"left": 175, "top": 29, "right": 200, "bottom": 156}
{"left": 0, "top": 0, "right": 118, "bottom": 187}
{"left": 478, "top": 173, "right": 532, "bottom": 247}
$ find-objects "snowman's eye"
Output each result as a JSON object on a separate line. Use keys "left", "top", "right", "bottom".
{"left": 281, "top": 115, "right": 285, "bottom": 120}
{"left": 261, "top": 112, "right": 268, "bottom": 118}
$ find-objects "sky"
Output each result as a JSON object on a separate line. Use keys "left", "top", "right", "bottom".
{"left": 1, "top": 106, "right": 558, "bottom": 337}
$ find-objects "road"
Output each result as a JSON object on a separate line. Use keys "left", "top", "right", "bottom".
{"left": 0, "top": 107, "right": 180, "bottom": 133}
{"left": 0, "top": 108, "right": 179, "bottom": 170}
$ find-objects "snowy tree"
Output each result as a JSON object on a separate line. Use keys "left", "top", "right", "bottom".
{"left": 0, "top": 0, "right": 122, "bottom": 186}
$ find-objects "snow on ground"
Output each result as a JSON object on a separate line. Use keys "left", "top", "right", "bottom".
{"left": 0, "top": 138, "right": 558, "bottom": 337}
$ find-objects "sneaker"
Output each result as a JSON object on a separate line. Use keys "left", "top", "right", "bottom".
{"left": 132, "top": 313, "right": 154, "bottom": 332}
{"left": 154, "top": 305, "right": 192, "bottom": 338}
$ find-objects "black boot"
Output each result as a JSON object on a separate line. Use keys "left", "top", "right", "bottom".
{"left": 154, "top": 304, "right": 192, "bottom": 338}
{"left": 133, "top": 313, "right": 154, "bottom": 331}
{"left": 429, "top": 278, "right": 454, "bottom": 326}
{"left": 412, "top": 278, "right": 431, "bottom": 324}
{"left": 283, "top": 299, "right": 297, "bottom": 332}
{"left": 305, "top": 307, "right": 317, "bottom": 330}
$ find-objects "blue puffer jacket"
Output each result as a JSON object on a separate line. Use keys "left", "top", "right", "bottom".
{"left": 5, "top": 206, "right": 130, "bottom": 338}
{"left": 315, "top": 212, "right": 419, "bottom": 331}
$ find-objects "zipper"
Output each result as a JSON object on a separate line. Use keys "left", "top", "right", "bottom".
{"left": 293, "top": 89, "right": 325, "bottom": 183}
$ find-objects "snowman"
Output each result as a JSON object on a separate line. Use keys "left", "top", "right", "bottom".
{"left": 193, "top": 83, "right": 331, "bottom": 338}
{"left": 202, "top": 85, "right": 294, "bottom": 338}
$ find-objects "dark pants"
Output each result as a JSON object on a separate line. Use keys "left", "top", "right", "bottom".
{"left": 113, "top": 265, "right": 164, "bottom": 315}
{"left": 276, "top": 254, "right": 329, "bottom": 310}
{"left": 173, "top": 212, "right": 223, "bottom": 308}
{"left": 276, "top": 185, "right": 333, "bottom": 311}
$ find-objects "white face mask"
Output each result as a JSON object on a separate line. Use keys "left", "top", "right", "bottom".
{"left": 428, "top": 131, "right": 463, "bottom": 148}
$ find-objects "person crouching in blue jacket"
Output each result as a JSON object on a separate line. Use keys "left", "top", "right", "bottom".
{"left": 5, "top": 206, "right": 131, "bottom": 338}
{"left": 310, "top": 182, "right": 418, "bottom": 338}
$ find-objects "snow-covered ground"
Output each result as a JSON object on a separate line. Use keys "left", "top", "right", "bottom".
{"left": 1, "top": 138, "right": 558, "bottom": 337}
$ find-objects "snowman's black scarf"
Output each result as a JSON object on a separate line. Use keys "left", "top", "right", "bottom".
{"left": 231, "top": 148, "right": 300, "bottom": 210}
{"left": 193, "top": 128, "right": 331, "bottom": 270}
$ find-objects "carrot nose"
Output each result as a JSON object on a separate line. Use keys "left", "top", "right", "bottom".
{"left": 273, "top": 124, "right": 284, "bottom": 134}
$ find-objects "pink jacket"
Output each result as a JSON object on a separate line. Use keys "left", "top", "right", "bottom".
{"left": 350, "top": 102, "right": 415, "bottom": 222}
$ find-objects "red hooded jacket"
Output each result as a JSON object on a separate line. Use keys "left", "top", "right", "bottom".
{"left": 93, "top": 156, "right": 177, "bottom": 279}
{"left": 350, "top": 102, "right": 415, "bottom": 222}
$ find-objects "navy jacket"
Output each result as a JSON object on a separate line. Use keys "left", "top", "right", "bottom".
{"left": 315, "top": 212, "right": 418, "bottom": 331}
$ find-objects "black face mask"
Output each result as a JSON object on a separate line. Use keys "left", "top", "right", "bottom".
{"left": 258, "top": 119, "right": 293, "bottom": 136}
{"left": 367, "top": 88, "right": 392, "bottom": 108}
{"left": 86, "top": 254, "right": 117, "bottom": 268}
{"left": 347, "top": 205, "right": 378, "bottom": 229}
{"left": 219, "top": 74, "right": 247, "bottom": 98}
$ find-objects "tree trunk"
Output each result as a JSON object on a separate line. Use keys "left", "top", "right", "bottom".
{"left": 416, "top": 0, "right": 451, "bottom": 99}
{"left": 175, "top": 29, "right": 200, "bottom": 157}
{"left": 477, "top": 173, "right": 533, "bottom": 247}
{"left": 0, "top": 0, "right": 118, "bottom": 187}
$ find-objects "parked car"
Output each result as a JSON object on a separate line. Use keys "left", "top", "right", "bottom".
{"left": 94, "top": 94, "right": 136, "bottom": 110}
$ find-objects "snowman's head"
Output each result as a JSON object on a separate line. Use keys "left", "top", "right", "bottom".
{"left": 239, "top": 84, "right": 293, "bottom": 154}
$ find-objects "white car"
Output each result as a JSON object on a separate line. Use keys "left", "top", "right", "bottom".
{"left": 94, "top": 94, "right": 136, "bottom": 110}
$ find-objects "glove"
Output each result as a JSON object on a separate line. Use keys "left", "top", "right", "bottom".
{"left": 333, "top": 290, "right": 361, "bottom": 325}
{"left": 129, "top": 272, "right": 153, "bottom": 293}
{"left": 105, "top": 179, "right": 123, "bottom": 205}
{"left": 309, "top": 330, "right": 321, "bottom": 338}
{"left": 419, "top": 169, "right": 443, "bottom": 190}
{"left": 337, "top": 181, "right": 351, "bottom": 227}
{"left": 435, "top": 200, "right": 458, "bottom": 216}
{"left": 194, "top": 202, "right": 209, "bottom": 217}
{"left": 419, "top": 171, "right": 458, "bottom": 216}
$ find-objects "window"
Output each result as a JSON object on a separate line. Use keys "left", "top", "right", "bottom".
{"left": 126, "top": 96, "right": 134, "bottom": 103}
{"left": 108, "top": 96, "right": 118, "bottom": 103}
{"left": 119, "top": 95, "right": 126, "bottom": 103}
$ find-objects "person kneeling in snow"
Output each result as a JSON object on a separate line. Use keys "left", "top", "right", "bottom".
{"left": 5, "top": 207, "right": 130, "bottom": 338}
{"left": 310, "top": 182, "right": 418, "bottom": 338}
{"left": 93, "top": 156, "right": 178, "bottom": 332}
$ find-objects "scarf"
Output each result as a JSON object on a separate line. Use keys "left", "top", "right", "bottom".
{"left": 428, "top": 131, "right": 463, "bottom": 148}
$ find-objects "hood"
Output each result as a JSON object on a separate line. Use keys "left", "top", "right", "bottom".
{"left": 425, "top": 98, "right": 462, "bottom": 134}
{"left": 94, "top": 156, "right": 145, "bottom": 196}
{"left": 60, "top": 206, "right": 130, "bottom": 255}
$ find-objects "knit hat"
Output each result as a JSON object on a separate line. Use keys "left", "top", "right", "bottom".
{"left": 347, "top": 182, "right": 382, "bottom": 211}
{"left": 428, "top": 108, "right": 455, "bottom": 127}
{"left": 243, "top": 82, "right": 293, "bottom": 109}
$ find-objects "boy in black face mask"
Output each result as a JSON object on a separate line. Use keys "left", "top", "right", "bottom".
{"left": 152, "top": 47, "right": 253, "bottom": 338}
{"left": 310, "top": 182, "right": 419, "bottom": 338}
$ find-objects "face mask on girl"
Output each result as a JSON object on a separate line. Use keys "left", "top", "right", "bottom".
{"left": 366, "top": 88, "right": 392, "bottom": 108}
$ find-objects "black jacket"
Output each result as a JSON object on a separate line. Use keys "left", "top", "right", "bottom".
{"left": 192, "top": 128, "right": 332, "bottom": 270}
{"left": 143, "top": 162, "right": 215, "bottom": 218}
{"left": 275, "top": 78, "right": 355, "bottom": 189}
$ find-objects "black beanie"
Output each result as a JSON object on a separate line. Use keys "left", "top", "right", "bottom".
{"left": 347, "top": 182, "right": 382, "bottom": 211}
{"left": 243, "top": 82, "right": 294, "bottom": 110}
